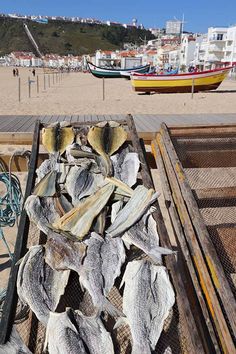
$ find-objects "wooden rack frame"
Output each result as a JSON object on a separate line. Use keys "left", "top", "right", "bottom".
{"left": 0, "top": 116, "right": 205, "bottom": 353}
{"left": 152, "top": 123, "right": 236, "bottom": 353}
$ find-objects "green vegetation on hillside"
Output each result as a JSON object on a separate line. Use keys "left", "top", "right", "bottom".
{"left": 0, "top": 17, "right": 155, "bottom": 56}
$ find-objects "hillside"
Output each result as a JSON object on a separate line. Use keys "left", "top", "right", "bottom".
{"left": 0, "top": 17, "right": 155, "bottom": 56}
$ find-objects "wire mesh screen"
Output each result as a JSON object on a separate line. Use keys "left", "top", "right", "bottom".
{"left": 172, "top": 133, "right": 236, "bottom": 300}
{"left": 13, "top": 220, "right": 193, "bottom": 353}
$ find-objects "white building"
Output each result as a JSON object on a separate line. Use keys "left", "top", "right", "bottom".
{"left": 166, "top": 19, "right": 182, "bottom": 35}
{"left": 179, "top": 35, "right": 196, "bottom": 68}
{"left": 222, "top": 25, "right": 236, "bottom": 66}
{"left": 204, "top": 27, "right": 228, "bottom": 68}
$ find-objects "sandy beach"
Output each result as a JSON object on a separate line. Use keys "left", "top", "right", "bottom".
{"left": 0, "top": 67, "right": 236, "bottom": 115}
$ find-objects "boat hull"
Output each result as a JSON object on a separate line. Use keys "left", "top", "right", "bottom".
{"left": 87, "top": 62, "right": 150, "bottom": 78}
{"left": 131, "top": 68, "right": 231, "bottom": 93}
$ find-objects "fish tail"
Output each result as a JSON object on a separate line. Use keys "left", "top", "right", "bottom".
{"left": 100, "top": 298, "right": 124, "bottom": 318}
{"left": 149, "top": 246, "right": 176, "bottom": 264}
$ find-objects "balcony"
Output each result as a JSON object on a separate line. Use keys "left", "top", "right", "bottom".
{"left": 208, "top": 44, "right": 224, "bottom": 52}
{"left": 207, "top": 54, "right": 224, "bottom": 62}
{"left": 224, "top": 45, "right": 233, "bottom": 52}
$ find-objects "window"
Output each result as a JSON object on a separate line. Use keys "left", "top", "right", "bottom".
{"left": 217, "top": 34, "right": 223, "bottom": 40}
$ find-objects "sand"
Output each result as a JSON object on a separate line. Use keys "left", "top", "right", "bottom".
{"left": 0, "top": 67, "right": 236, "bottom": 115}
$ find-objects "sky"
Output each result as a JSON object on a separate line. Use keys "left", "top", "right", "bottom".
{"left": 0, "top": 0, "right": 236, "bottom": 33}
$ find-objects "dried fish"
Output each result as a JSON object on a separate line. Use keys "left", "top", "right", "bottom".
{"left": 106, "top": 185, "right": 159, "bottom": 237}
{"left": 74, "top": 310, "right": 115, "bottom": 354}
{"left": 0, "top": 325, "right": 32, "bottom": 354}
{"left": 80, "top": 232, "right": 124, "bottom": 316}
{"left": 105, "top": 176, "right": 134, "bottom": 197}
{"left": 24, "top": 195, "right": 60, "bottom": 234}
{"left": 119, "top": 260, "right": 175, "bottom": 353}
{"left": 42, "top": 123, "right": 74, "bottom": 154}
{"left": 45, "top": 230, "right": 86, "bottom": 272}
{"left": 45, "top": 309, "right": 87, "bottom": 354}
{"left": 123, "top": 209, "right": 174, "bottom": 263}
{"left": 33, "top": 170, "right": 57, "bottom": 197}
{"left": 87, "top": 121, "right": 127, "bottom": 176}
{"left": 53, "top": 183, "right": 115, "bottom": 240}
{"left": 45, "top": 308, "right": 114, "bottom": 354}
{"left": 111, "top": 148, "right": 140, "bottom": 187}
{"left": 17, "top": 245, "right": 70, "bottom": 325}
{"left": 65, "top": 165, "right": 104, "bottom": 206}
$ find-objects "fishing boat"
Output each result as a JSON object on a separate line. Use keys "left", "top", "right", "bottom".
{"left": 131, "top": 66, "right": 233, "bottom": 93}
{"left": 87, "top": 61, "right": 150, "bottom": 78}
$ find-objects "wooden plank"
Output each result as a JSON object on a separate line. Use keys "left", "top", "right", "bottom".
{"left": 126, "top": 114, "right": 205, "bottom": 353}
{"left": 194, "top": 187, "right": 236, "bottom": 200}
{"left": 152, "top": 140, "right": 220, "bottom": 353}
{"left": 169, "top": 125, "right": 236, "bottom": 137}
{"left": 156, "top": 131, "right": 235, "bottom": 353}
{"left": 160, "top": 124, "right": 236, "bottom": 350}
{"left": 0, "top": 132, "right": 34, "bottom": 145}
{"left": 0, "top": 120, "right": 41, "bottom": 344}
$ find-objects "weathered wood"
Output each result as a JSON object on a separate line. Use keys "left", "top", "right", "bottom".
{"left": 152, "top": 139, "right": 219, "bottom": 353}
{"left": 126, "top": 114, "right": 205, "bottom": 353}
{"left": 0, "top": 120, "right": 41, "bottom": 344}
{"left": 194, "top": 187, "right": 236, "bottom": 200}
{"left": 159, "top": 124, "right": 236, "bottom": 351}
{"left": 0, "top": 132, "right": 34, "bottom": 145}
{"left": 169, "top": 125, "right": 236, "bottom": 137}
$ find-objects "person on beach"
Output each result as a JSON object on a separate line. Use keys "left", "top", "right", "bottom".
{"left": 13, "top": 68, "right": 16, "bottom": 77}
{"left": 32, "top": 69, "right": 36, "bottom": 76}
{"left": 16, "top": 68, "right": 19, "bottom": 76}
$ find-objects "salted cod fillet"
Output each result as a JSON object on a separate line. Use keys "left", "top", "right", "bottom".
{"left": 45, "top": 308, "right": 114, "bottom": 354}
{"left": 80, "top": 232, "right": 124, "bottom": 316}
{"left": 111, "top": 147, "right": 140, "bottom": 187}
{"left": 53, "top": 183, "right": 115, "bottom": 240}
{"left": 120, "top": 260, "right": 175, "bottom": 354}
{"left": 45, "top": 230, "right": 86, "bottom": 272}
{"left": 123, "top": 209, "right": 174, "bottom": 263}
{"left": 106, "top": 185, "right": 159, "bottom": 237}
{"left": 24, "top": 195, "right": 60, "bottom": 234}
{"left": 17, "top": 245, "right": 70, "bottom": 326}
{"left": 0, "top": 325, "right": 32, "bottom": 354}
{"left": 42, "top": 123, "right": 74, "bottom": 154}
{"left": 65, "top": 165, "right": 104, "bottom": 206}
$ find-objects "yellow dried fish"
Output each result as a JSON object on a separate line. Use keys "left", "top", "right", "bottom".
{"left": 87, "top": 121, "right": 127, "bottom": 176}
{"left": 52, "top": 184, "right": 115, "bottom": 240}
{"left": 33, "top": 171, "right": 57, "bottom": 197}
{"left": 105, "top": 177, "right": 134, "bottom": 197}
{"left": 42, "top": 123, "right": 74, "bottom": 154}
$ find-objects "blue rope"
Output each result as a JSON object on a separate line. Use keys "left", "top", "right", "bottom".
{"left": 0, "top": 171, "right": 23, "bottom": 258}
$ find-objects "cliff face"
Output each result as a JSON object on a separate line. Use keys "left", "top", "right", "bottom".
{"left": 0, "top": 18, "right": 154, "bottom": 56}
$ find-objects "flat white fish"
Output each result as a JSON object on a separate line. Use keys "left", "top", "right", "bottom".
{"left": 122, "top": 209, "right": 174, "bottom": 263}
{"left": 80, "top": 232, "right": 124, "bottom": 316}
{"left": 65, "top": 165, "right": 104, "bottom": 206}
{"left": 45, "top": 309, "right": 87, "bottom": 354}
{"left": 24, "top": 195, "right": 60, "bottom": 234}
{"left": 119, "top": 260, "right": 175, "bottom": 354}
{"left": 106, "top": 185, "right": 159, "bottom": 237}
{"left": 45, "top": 230, "right": 86, "bottom": 272}
{"left": 0, "top": 325, "right": 32, "bottom": 354}
{"left": 74, "top": 310, "right": 115, "bottom": 354}
{"left": 17, "top": 245, "right": 70, "bottom": 326}
{"left": 45, "top": 308, "right": 114, "bottom": 354}
{"left": 111, "top": 148, "right": 140, "bottom": 187}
